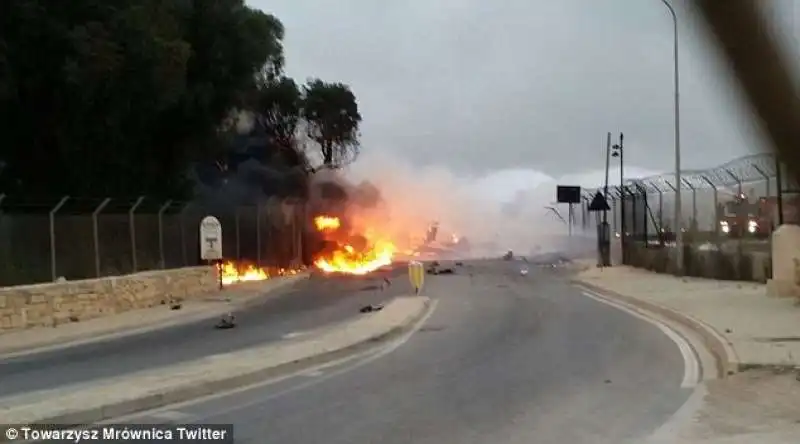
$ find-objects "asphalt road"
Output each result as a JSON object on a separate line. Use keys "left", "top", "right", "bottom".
{"left": 115, "top": 260, "right": 693, "bottom": 444}
{"left": 0, "top": 266, "right": 411, "bottom": 397}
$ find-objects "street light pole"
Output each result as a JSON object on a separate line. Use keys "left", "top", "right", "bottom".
{"left": 661, "top": 0, "right": 683, "bottom": 274}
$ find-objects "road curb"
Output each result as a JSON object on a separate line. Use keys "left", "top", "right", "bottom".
{"left": 572, "top": 279, "right": 737, "bottom": 378}
{"left": 1, "top": 297, "right": 433, "bottom": 433}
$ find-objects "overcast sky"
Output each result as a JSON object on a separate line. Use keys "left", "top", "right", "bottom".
{"left": 250, "top": 0, "right": 798, "bottom": 198}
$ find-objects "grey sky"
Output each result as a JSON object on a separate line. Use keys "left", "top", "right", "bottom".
{"left": 250, "top": 0, "right": 799, "bottom": 179}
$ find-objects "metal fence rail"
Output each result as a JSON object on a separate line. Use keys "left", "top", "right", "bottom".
{"left": 579, "top": 152, "right": 795, "bottom": 239}
{"left": 575, "top": 152, "right": 792, "bottom": 281}
{"left": 0, "top": 194, "right": 305, "bottom": 287}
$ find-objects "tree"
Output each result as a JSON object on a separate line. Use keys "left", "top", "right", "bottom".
{"left": 301, "top": 79, "right": 362, "bottom": 168}
{"left": 0, "top": 0, "right": 285, "bottom": 199}
{"left": 250, "top": 76, "right": 303, "bottom": 166}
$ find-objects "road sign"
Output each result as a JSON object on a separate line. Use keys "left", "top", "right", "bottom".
{"left": 408, "top": 261, "right": 425, "bottom": 294}
{"left": 556, "top": 185, "right": 582, "bottom": 204}
{"left": 199, "top": 216, "right": 223, "bottom": 260}
{"left": 588, "top": 191, "right": 611, "bottom": 212}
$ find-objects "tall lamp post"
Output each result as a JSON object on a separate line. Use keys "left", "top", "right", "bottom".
{"left": 612, "top": 133, "right": 624, "bottom": 264}
{"left": 660, "top": 0, "right": 683, "bottom": 274}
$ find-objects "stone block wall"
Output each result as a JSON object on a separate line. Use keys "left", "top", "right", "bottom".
{"left": 0, "top": 266, "right": 218, "bottom": 331}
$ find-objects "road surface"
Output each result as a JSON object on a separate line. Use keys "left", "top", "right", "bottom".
{"left": 113, "top": 260, "right": 694, "bottom": 444}
{"left": 0, "top": 267, "right": 411, "bottom": 397}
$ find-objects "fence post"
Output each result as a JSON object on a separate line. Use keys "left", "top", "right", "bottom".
{"left": 129, "top": 196, "right": 145, "bottom": 273}
{"left": 724, "top": 168, "right": 742, "bottom": 195}
{"left": 664, "top": 180, "right": 678, "bottom": 231}
{"left": 752, "top": 165, "right": 771, "bottom": 197}
{"left": 700, "top": 176, "right": 719, "bottom": 237}
{"left": 624, "top": 186, "right": 636, "bottom": 246}
{"left": 179, "top": 203, "right": 191, "bottom": 266}
{"left": 157, "top": 200, "right": 172, "bottom": 269}
{"left": 256, "top": 202, "right": 262, "bottom": 267}
{"left": 235, "top": 206, "right": 241, "bottom": 261}
{"left": 636, "top": 184, "right": 649, "bottom": 242}
{"left": 92, "top": 198, "right": 111, "bottom": 278}
{"left": 652, "top": 184, "right": 664, "bottom": 233}
{"left": 752, "top": 165, "right": 774, "bottom": 229}
{"left": 614, "top": 187, "right": 624, "bottom": 243}
{"left": 682, "top": 178, "right": 697, "bottom": 228}
{"left": 610, "top": 196, "right": 617, "bottom": 233}
{"left": 49, "top": 196, "right": 69, "bottom": 282}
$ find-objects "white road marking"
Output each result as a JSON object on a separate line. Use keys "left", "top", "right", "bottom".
{"left": 580, "top": 290, "right": 701, "bottom": 388}
{"left": 282, "top": 331, "right": 307, "bottom": 339}
{"left": 301, "top": 369, "right": 324, "bottom": 377}
{"left": 147, "top": 410, "right": 194, "bottom": 421}
{"left": 644, "top": 383, "right": 709, "bottom": 443}
{"left": 107, "top": 299, "right": 439, "bottom": 423}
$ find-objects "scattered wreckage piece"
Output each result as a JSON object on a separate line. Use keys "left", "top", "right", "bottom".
{"left": 426, "top": 262, "right": 455, "bottom": 275}
{"left": 360, "top": 304, "right": 384, "bottom": 313}
{"left": 214, "top": 313, "right": 236, "bottom": 329}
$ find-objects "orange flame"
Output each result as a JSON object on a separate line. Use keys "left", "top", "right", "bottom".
{"left": 218, "top": 261, "right": 301, "bottom": 286}
{"left": 312, "top": 215, "right": 395, "bottom": 274}
{"left": 314, "top": 216, "right": 341, "bottom": 231}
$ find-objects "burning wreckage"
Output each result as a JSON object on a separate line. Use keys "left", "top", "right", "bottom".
{"left": 208, "top": 179, "right": 472, "bottom": 327}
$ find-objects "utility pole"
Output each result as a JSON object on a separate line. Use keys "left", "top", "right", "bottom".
{"left": 599, "top": 132, "right": 612, "bottom": 266}
{"left": 612, "top": 133, "right": 624, "bottom": 264}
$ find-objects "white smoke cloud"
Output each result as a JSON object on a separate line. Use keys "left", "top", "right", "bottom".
{"left": 344, "top": 149, "right": 661, "bottom": 257}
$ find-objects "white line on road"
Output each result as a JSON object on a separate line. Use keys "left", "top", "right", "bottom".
{"left": 107, "top": 299, "right": 440, "bottom": 424}
{"left": 186, "top": 299, "right": 441, "bottom": 421}
{"left": 580, "top": 290, "right": 701, "bottom": 388}
{"left": 147, "top": 410, "right": 195, "bottom": 421}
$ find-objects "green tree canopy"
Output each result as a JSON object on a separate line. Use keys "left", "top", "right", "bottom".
{"left": 302, "top": 79, "right": 362, "bottom": 168}
{"left": 0, "top": 0, "right": 362, "bottom": 201}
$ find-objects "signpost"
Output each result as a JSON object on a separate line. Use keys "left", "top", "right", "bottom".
{"left": 199, "top": 216, "right": 223, "bottom": 289}
{"left": 587, "top": 191, "right": 612, "bottom": 267}
{"left": 556, "top": 185, "right": 582, "bottom": 236}
{"left": 408, "top": 261, "right": 425, "bottom": 295}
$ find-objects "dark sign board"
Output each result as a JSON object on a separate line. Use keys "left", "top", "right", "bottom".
{"left": 556, "top": 185, "right": 581, "bottom": 204}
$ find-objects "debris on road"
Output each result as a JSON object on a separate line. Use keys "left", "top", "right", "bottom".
{"left": 360, "top": 304, "right": 384, "bottom": 313}
{"left": 426, "top": 265, "right": 455, "bottom": 275}
{"left": 214, "top": 313, "right": 236, "bottom": 329}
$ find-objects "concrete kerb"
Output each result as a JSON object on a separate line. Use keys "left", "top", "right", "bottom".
{"left": 572, "top": 279, "right": 738, "bottom": 379}
{"left": 0, "top": 274, "right": 308, "bottom": 359}
{"left": 0, "top": 296, "right": 432, "bottom": 433}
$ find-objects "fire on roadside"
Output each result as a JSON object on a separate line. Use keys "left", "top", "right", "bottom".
{"left": 312, "top": 215, "right": 396, "bottom": 275}
{"left": 218, "top": 261, "right": 300, "bottom": 286}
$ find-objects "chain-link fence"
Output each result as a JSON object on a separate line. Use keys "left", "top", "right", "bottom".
{"left": 580, "top": 153, "right": 797, "bottom": 281}
{"left": 0, "top": 194, "right": 306, "bottom": 287}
